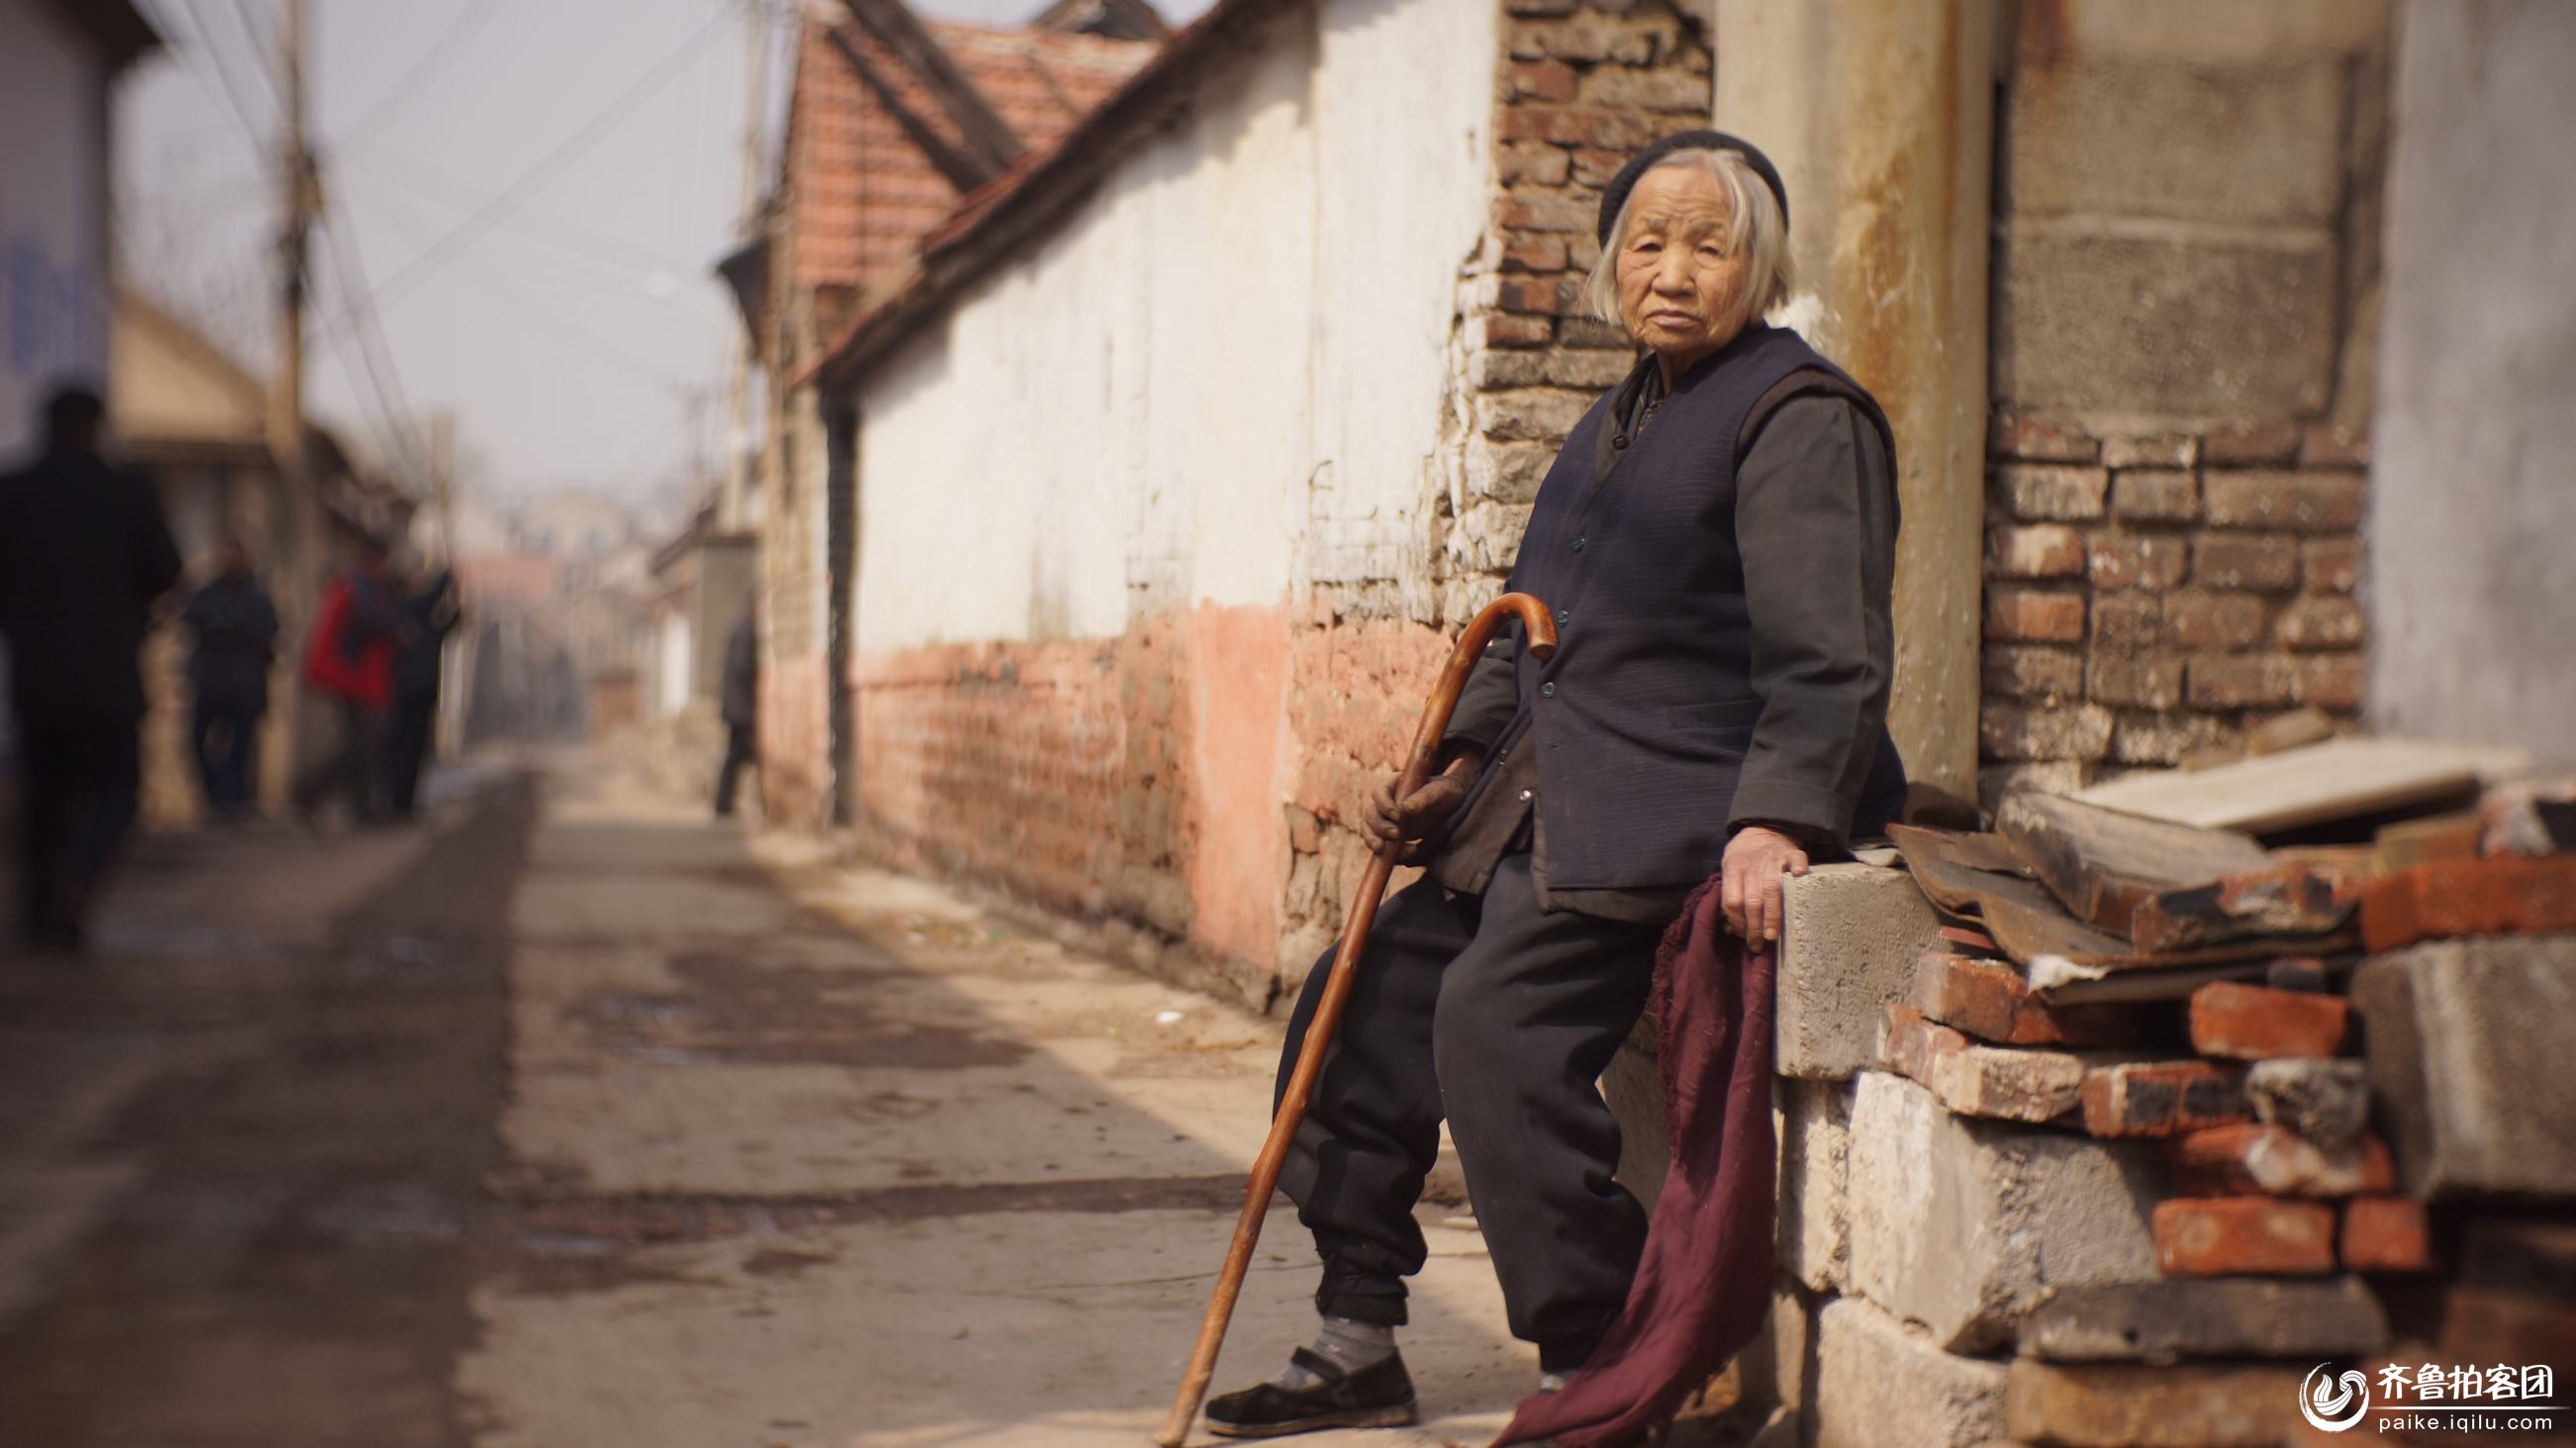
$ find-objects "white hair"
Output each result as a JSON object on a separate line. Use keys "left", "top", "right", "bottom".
{"left": 1584, "top": 147, "right": 1795, "bottom": 336}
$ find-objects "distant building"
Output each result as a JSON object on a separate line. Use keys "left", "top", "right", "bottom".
{"left": 110, "top": 289, "right": 412, "bottom": 825}
{"left": 521, "top": 491, "right": 634, "bottom": 565}
{"left": 726, "top": 0, "right": 1162, "bottom": 826}
{"left": 0, "top": 0, "right": 155, "bottom": 458}
{"left": 643, "top": 507, "right": 755, "bottom": 722}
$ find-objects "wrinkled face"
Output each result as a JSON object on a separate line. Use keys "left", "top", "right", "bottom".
{"left": 1614, "top": 164, "right": 1751, "bottom": 370}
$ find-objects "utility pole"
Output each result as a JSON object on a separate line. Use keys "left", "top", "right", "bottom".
{"left": 269, "top": 0, "right": 322, "bottom": 790}
{"left": 269, "top": 0, "right": 315, "bottom": 553}
{"left": 719, "top": 0, "right": 772, "bottom": 531}
{"left": 429, "top": 410, "right": 473, "bottom": 760}
{"left": 429, "top": 409, "right": 457, "bottom": 559}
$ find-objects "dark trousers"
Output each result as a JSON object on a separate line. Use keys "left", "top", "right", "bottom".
{"left": 714, "top": 723, "right": 755, "bottom": 817}
{"left": 17, "top": 721, "right": 142, "bottom": 947}
{"left": 1276, "top": 850, "right": 1661, "bottom": 1370}
{"left": 191, "top": 701, "right": 262, "bottom": 817}
{"left": 293, "top": 695, "right": 387, "bottom": 822}
{"left": 385, "top": 692, "right": 437, "bottom": 818}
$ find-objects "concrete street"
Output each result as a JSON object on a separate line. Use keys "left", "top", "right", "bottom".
{"left": 0, "top": 760, "right": 1532, "bottom": 1446}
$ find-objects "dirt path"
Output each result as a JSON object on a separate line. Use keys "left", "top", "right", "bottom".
{"left": 466, "top": 768, "right": 1526, "bottom": 1445}
{"left": 0, "top": 762, "right": 1534, "bottom": 1445}
{"left": 0, "top": 776, "right": 537, "bottom": 1447}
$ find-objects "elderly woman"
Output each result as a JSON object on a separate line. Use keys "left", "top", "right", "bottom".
{"left": 1205, "top": 132, "right": 1905, "bottom": 1437}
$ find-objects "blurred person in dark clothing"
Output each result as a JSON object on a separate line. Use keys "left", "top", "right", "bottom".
{"left": 292, "top": 536, "right": 416, "bottom": 825}
{"left": 179, "top": 536, "right": 281, "bottom": 822}
{"left": 714, "top": 607, "right": 758, "bottom": 819}
{"left": 384, "top": 562, "right": 461, "bottom": 820}
{"left": 0, "top": 384, "right": 185, "bottom": 953}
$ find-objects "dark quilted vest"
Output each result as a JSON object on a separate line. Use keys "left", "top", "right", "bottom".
{"left": 1486, "top": 323, "right": 1906, "bottom": 890}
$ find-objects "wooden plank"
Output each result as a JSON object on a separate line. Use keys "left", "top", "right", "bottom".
{"left": 1894, "top": 822, "right": 2350, "bottom": 979}
{"left": 2372, "top": 811, "right": 2482, "bottom": 874}
{"left": 2073, "top": 737, "right": 2530, "bottom": 835}
{"left": 1979, "top": 892, "right": 2148, "bottom": 966}
{"left": 1889, "top": 824, "right": 2053, "bottom": 917}
{"left": 1995, "top": 794, "right": 2269, "bottom": 936}
{"left": 2127, "top": 864, "right": 2360, "bottom": 955}
{"left": 1985, "top": 892, "right": 2357, "bottom": 977}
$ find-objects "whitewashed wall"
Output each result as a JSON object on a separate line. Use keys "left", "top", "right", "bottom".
{"left": 852, "top": 0, "right": 1498, "bottom": 649}
{"left": 2367, "top": 0, "right": 2576, "bottom": 760}
{"left": 0, "top": 0, "right": 113, "bottom": 461}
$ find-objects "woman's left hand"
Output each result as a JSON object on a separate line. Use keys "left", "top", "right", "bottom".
{"left": 1721, "top": 825, "right": 1810, "bottom": 944}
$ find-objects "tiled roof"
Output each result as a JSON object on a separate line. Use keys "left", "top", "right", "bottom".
{"left": 800, "top": 0, "right": 1289, "bottom": 389}
{"left": 785, "top": 15, "right": 1158, "bottom": 305}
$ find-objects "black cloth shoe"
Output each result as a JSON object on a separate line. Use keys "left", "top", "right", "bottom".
{"left": 1204, "top": 1348, "right": 1417, "bottom": 1438}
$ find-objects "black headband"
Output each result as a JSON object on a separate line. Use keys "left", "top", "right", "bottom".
{"left": 1594, "top": 130, "right": 1790, "bottom": 247}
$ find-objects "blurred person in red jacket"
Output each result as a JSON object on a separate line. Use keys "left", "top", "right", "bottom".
{"left": 291, "top": 535, "right": 417, "bottom": 825}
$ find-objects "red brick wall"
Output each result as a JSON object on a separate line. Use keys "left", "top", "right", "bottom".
{"left": 760, "top": 653, "right": 833, "bottom": 827}
{"left": 850, "top": 605, "right": 1297, "bottom": 1005}
{"left": 854, "top": 638, "right": 1134, "bottom": 916}
{"left": 1980, "top": 420, "right": 2370, "bottom": 803}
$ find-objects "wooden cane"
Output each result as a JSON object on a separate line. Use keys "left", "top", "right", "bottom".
{"left": 1153, "top": 592, "right": 1560, "bottom": 1447}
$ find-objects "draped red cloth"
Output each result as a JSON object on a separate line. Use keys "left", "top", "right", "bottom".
{"left": 1493, "top": 875, "right": 1778, "bottom": 1448}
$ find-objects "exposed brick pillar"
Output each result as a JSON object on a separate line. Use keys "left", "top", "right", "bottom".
{"left": 1443, "top": 0, "right": 1713, "bottom": 610}
{"left": 1275, "top": 0, "right": 1714, "bottom": 992}
{"left": 1978, "top": 9, "right": 2391, "bottom": 810}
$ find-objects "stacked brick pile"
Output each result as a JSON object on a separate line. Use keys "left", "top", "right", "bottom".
{"left": 1725, "top": 765, "right": 2576, "bottom": 1447}
{"left": 1879, "top": 947, "right": 2419, "bottom": 1446}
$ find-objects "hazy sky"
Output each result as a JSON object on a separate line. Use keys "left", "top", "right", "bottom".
{"left": 116, "top": 0, "right": 1199, "bottom": 511}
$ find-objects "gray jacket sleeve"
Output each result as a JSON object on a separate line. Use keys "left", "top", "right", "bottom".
{"left": 1727, "top": 394, "right": 1898, "bottom": 848}
{"left": 1439, "top": 633, "right": 1521, "bottom": 758}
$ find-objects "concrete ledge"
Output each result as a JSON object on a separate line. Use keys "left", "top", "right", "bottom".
{"left": 1778, "top": 864, "right": 1945, "bottom": 1080}
{"left": 1776, "top": 1078, "right": 1853, "bottom": 1293}
{"left": 1813, "top": 1295, "right": 2010, "bottom": 1448}
{"left": 1848, "top": 1072, "right": 2167, "bottom": 1353}
{"left": 2351, "top": 933, "right": 2576, "bottom": 1198}
{"left": 2017, "top": 1276, "right": 2389, "bottom": 1364}
{"left": 2006, "top": 1360, "right": 2301, "bottom": 1447}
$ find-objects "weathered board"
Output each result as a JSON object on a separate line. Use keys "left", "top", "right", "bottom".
{"left": 1888, "top": 824, "right": 2054, "bottom": 917}
{"left": 1995, "top": 793, "right": 2270, "bottom": 936}
{"left": 2074, "top": 737, "right": 2531, "bottom": 834}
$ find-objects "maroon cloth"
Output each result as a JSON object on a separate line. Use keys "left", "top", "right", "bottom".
{"left": 1493, "top": 875, "right": 1777, "bottom": 1448}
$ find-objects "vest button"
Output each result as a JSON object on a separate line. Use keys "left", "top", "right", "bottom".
{"left": 1572, "top": 536, "right": 1585, "bottom": 552}
{"left": 1555, "top": 609, "right": 1570, "bottom": 625}
{"left": 1540, "top": 682, "right": 1557, "bottom": 698}
{"left": 1612, "top": 434, "right": 1629, "bottom": 450}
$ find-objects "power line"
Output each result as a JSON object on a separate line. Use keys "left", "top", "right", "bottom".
{"left": 327, "top": 2, "right": 736, "bottom": 328}
{"left": 348, "top": 151, "right": 683, "bottom": 274}
{"left": 227, "top": 0, "right": 282, "bottom": 109}
{"left": 339, "top": 0, "right": 507, "bottom": 145}
{"left": 138, "top": 0, "right": 274, "bottom": 145}
{"left": 128, "top": 1, "right": 255, "bottom": 146}
{"left": 341, "top": 180, "right": 695, "bottom": 394}
{"left": 314, "top": 198, "right": 434, "bottom": 493}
